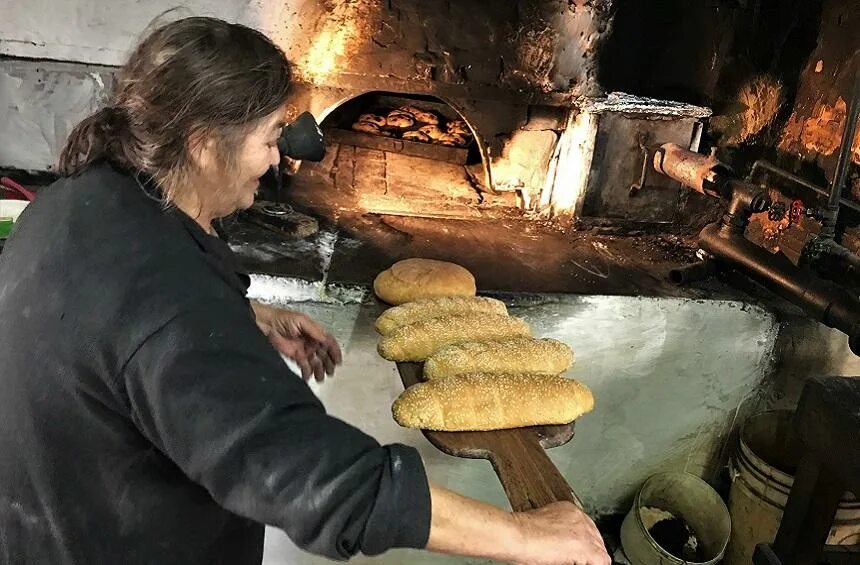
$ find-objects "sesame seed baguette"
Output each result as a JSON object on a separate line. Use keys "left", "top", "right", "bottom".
{"left": 392, "top": 373, "right": 594, "bottom": 431}
{"left": 375, "top": 296, "right": 508, "bottom": 336}
{"left": 424, "top": 337, "right": 574, "bottom": 380}
{"left": 377, "top": 314, "right": 531, "bottom": 362}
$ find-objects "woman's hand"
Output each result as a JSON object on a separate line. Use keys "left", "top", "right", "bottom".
{"left": 251, "top": 302, "right": 343, "bottom": 381}
{"left": 426, "top": 485, "right": 610, "bottom": 565}
{"left": 510, "top": 502, "right": 610, "bottom": 565}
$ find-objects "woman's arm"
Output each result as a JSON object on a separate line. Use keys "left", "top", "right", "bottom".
{"left": 123, "top": 301, "right": 607, "bottom": 563}
{"left": 427, "top": 484, "right": 610, "bottom": 565}
{"left": 122, "top": 304, "right": 429, "bottom": 560}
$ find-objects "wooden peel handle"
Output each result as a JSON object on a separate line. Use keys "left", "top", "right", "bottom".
{"left": 488, "top": 430, "right": 583, "bottom": 512}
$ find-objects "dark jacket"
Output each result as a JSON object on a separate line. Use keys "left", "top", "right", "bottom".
{"left": 0, "top": 163, "right": 430, "bottom": 565}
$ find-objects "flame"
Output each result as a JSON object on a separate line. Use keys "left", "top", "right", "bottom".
{"left": 302, "top": 26, "right": 353, "bottom": 83}
{"left": 780, "top": 96, "right": 860, "bottom": 164}
{"left": 297, "top": 3, "right": 373, "bottom": 84}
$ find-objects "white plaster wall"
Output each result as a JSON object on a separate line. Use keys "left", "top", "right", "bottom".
{"left": 0, "top": 0, "right": 285, "bottom": 66}
{"left": 0, "top": 61, "right": 112, "bottom": 171}
{"left": 0, "top": 0, "right": 293, "bottom": 171}
{"left": 257, "top": 293, "right": 780, "bottom": 564}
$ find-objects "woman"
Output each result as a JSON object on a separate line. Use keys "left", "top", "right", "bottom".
{"left": 0, "top": 17, "right": 608, "bottom": 565}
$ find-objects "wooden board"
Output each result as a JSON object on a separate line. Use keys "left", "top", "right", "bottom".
{"left": 397, "top": 362, "right": 582, "bottom": 512}
{"left": 325, "top": 128, "right": 470, "bottom": 164}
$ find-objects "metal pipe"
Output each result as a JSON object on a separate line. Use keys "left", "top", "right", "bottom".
{"left": 714, "top": 180, "right": 773, "bottom": 237}
{"left": 816, "top": 238, "right": 860, "bottom": 290}
{"left": 830, "top": 67, "right": 860, "bottom": 208}
{"left": 747, "top": 159, "right": 860, "bottom": 285}
{"left": 747, "top": 160, "right": 860, "bottom": 213}
{"left": 700, "top": 223, "right": 860, "bottom": 355}
{"left": 825, "top": 239, "right": 860, "bottom": 272}
{"left": 650, "top": 142, "right": 860, "bottom": 354}
{"left": 652, "top": 143, "right": 733, "bottom": 198}
{"left": 822, "top": 63, "right": 860, "bottom": 238}
{"left": 668, "top": 258, "right": 717, "bottom": 285}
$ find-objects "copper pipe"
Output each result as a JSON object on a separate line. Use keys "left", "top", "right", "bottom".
{"left": 700, "top": 223, "right": 860, "bottom": 355}
{"left": 746, "top": 159, "right": 860, "bottom": 285}
{"left": 747, "top": 159, "right": 860, "bottom": 213}
{"left": 668, "top": 258, "right": 717, "bottom": 285}
{"left": 652, "top": 143, "right": 732, "bottom": 198}
{"left": 651, "top": 143, "right": 860, "bottom": 355}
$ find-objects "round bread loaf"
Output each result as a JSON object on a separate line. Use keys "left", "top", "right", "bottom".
{"left": 373, "top": 258, "right": 477, "bottom": 305}
{"left": 386, "top": 114, "right": 414, "bottom": 128}
{"left": 438, "top": 133, "right": 467, "bottom": 147}
{"left": 402, "top": 130, "right": 432, "bottom": 143}
{"left": 418, "top": 124, "right": 446, "bottom": 140}
{"left": 352, "top": 121, "right": 380, "bottom": 134}
{"left": 447, "top": 120, "right": 470, "bottom": 135}
{"left": 399, "top": 106, "right": 440, "bottom": 125}
{"left": 358, "top": 113, "right": 386, "bottom": 127}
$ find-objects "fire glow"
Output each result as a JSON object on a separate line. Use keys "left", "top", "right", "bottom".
{"left": 299, "top": 4, "right": 372, "bottom": 84}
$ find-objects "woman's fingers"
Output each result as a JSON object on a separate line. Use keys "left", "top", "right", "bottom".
{"left": 315, "top": 344, "right": 337, "bottom": 376}
{"left": 293, "top": 317, "right": 343, "bottom": 369}
{"left": 262, "top": 317, "right": 341, "bottom": 381}
{"left": 291, "top": 348, "right": 313, "bottom": 380}
{"left": 324, "top": 335, "right": 343, "bottom": 365}
{"left": 309, "top": 351, "right": 326, "bottom": 381}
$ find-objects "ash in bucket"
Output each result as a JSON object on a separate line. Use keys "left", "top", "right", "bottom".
{"left": 640, "top": 506, "right": 705, "bottom": 561}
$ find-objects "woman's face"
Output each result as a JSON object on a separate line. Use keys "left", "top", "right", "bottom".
{"left": 193, "top": 105, "right": 286, "bottom": 219}
{"left": 232, "top": 107, "right": 286, "bottom": 210}
{"left": 227, "top": 107, "right": 286, "bottom": 212}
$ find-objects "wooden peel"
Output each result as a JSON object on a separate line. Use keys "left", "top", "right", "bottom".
{"left": 396, "top": 362, "right": 583, "bottom": 512}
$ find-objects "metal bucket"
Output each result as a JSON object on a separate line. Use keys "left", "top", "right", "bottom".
{"left": 621, "top": 471, "right": 731, "bottom": 564}
{"left": 723, "top": 410, "right": 860, "bottom": 565}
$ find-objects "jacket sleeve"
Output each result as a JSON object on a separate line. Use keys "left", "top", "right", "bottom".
{"left": 119, "top": 302, "right": 431, "bottom": 560}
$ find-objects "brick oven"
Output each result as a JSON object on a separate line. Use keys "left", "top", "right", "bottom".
{"left": 227, "top": 0, "right": 718, "bottom": 294}
{"left": 277, "top": 0, "right": 713, "bottom": 224}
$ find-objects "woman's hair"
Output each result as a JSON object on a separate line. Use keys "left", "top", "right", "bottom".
{"left": 58, "top": 17, "right": 291, "bottom": 202}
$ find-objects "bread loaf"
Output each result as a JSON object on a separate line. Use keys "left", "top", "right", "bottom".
{"left": 424, "top": 337, "right": 574, "bottom": 379}
{"left": 358, "top": 113, "right": 386, "bottom": 127}
{"left": 418, "top": 124, "right": 446, "bottom": 140}
{"left": 438, "top": 133, "right": 467, "bottom": 147}
{"left": 402, "top": 130, "right": 432, "bottom": 143}
{"left": 386, "top": 114, "right": 414, "bottom": 128}
{"left": 392, "top": 373, "right": 594, "bottom": 431}
{"left": 352, "top": 121, "right": 380, "bottom": 134}
{"left": 399, "top": 105, "right": 440, "bottom": 124}
{"left": 377, "top": 313, "right": 530, "bottom": 362}
{"left": 447, "top": 120, "right": 470, "bottom": 136}
{"left": 375, "top": 296, "right": 507, "bottom": 336}
{"left": 373, "top": 258, "right": 476, "bottom": 305}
